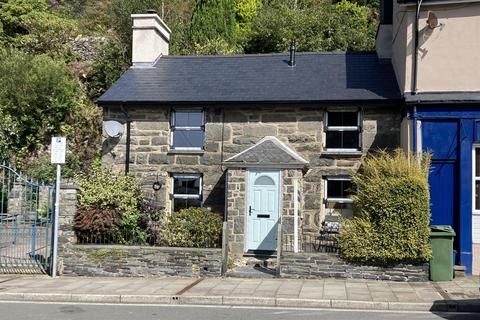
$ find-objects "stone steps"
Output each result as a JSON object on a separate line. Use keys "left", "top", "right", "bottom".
{"left": 226, "top": 265, "right": 276, "bottom": 278}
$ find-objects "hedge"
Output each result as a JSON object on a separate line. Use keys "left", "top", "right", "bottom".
{"left": 338, "top": 149, "right": 432, "bottom": 264}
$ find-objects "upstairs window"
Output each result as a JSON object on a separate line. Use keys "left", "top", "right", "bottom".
{"left": 170, "top": 174, "right": 202, "bottom": 212}
{"left": 324, "top": 176, "right": 354, "bottom": 222}
{"left": 171, "top": 110, "right": 205, "bottom": 150}
{"left": 325, "top": 111, "right": 361, "bottom": 151}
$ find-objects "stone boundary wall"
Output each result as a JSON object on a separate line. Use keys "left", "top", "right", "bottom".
{"left": 280, "top": 252, "right": 429, "bottom": 282}
{"left": 62, "top": 245, "right": 222, "bottom": 277}
{"left": 57, "top": 185, "right": 222, "bottom": 277}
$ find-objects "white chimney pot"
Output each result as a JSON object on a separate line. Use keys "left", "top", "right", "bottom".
{"left": 131, "top": 14, "right": 171, "bottom": 65}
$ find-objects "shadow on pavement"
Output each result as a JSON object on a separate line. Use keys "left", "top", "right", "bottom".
{"left": 431, "top": 299, "right": 480, "bottom": 319}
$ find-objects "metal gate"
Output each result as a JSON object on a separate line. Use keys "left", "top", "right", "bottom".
{"left": 0, "top": 163, "right": 54, "bottom": 274}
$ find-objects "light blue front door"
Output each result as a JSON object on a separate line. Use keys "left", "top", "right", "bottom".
{"left": 246, "top": 170, "right": 280, "bottom": 251}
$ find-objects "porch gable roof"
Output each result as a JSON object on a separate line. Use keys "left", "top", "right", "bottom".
{"left": 223, "top": 136, "right": 308, "bottom": 168}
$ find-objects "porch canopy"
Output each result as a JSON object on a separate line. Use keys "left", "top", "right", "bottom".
{"left": 223, "top": 136, "right": 308, "bottom": 169}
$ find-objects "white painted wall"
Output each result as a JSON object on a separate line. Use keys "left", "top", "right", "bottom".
{"left": 391, "top": 2, "right": 480, "bottom": 93}
{"left": 131, "top": 14, "right": 171, "bottom": 65}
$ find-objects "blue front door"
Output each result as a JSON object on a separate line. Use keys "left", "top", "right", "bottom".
{"left": 421, "top": 119, "right": 459, "bottom": 237}
{"left": 246, "top": 170, "right": 280, "bottom": 252}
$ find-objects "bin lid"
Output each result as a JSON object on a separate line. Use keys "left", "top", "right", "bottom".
{"left": 430, "top": 225, "right": 456, "bottom": 236}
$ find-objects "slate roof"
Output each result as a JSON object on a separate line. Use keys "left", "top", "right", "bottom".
{"left": 97, "top": 52, "right": 401, "bottom": 105}
{"left": 224, "top": 136, "right": 308, "bottom": 168}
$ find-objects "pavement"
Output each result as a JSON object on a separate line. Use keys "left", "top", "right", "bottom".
{"left": 0, "top": 275, "right": 479, "bottom": 313}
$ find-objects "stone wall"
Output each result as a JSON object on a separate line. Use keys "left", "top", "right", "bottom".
{"left": 280, "top": 252, "right": 429, "bottom": 282}
{"left": 57, "top": 185, "right": 222, "bottom": 277}
{"left": 226, "top": 169, "right": 247, "bottom": 256}
{"left": 102, "top": 105, "right": 401, "bottom": 230}
{"left": 62, "top": 245, "right": 222, "bottom": 277}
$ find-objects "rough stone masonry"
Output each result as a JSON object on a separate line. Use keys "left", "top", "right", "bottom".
{"left": 102, "top": 105, "right": 401, "bottom": 258}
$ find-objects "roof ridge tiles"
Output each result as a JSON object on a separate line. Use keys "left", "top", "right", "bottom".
{"left": 161, "top": 51, "right": 378, "bottom": 60}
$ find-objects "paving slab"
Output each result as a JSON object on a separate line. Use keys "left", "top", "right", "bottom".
{"left": 0, "top": 275, "right": 477, "bottom": 313}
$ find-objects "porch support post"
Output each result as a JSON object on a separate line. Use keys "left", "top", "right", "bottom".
{"left": 459, "top": 119, "right": 473, "bottom": 274}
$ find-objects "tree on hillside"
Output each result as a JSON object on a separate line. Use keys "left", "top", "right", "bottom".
{"left": 0, "top": 48, "right": 84, "bottom": 160}
{"left": 234, "top": 0, "right": 262, "bottom": 46}
{"left": 107, "top": 0, "right": 195, "bottom": 57}
{"left": 190, "top": 0, "right": 238, "bottom": 51}
{"left": 0, "top": 0, "right": 77, "bottom": 57}
{"left": 246, "top": 0, "right": 376, "bottom": 53}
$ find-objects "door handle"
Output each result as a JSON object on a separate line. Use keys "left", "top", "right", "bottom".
{"left": 249, "top": 206, "right": 253, "bottom": 216}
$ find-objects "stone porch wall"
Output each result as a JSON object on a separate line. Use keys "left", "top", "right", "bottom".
{"left": 226, "top": 168, "right": 304, "bottom": 257}
{"left": 102, "top": 105, "right": 401, "bottom": 232}
{"left": 280, "top": 252, "right": 429, "bottom": 282}
{"left": 226, "top": 168, "right": 247, "bottom": 256}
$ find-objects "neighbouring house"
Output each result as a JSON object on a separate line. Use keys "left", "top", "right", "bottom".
{"left": 375, "top": 0, "right": 480, "bottom": 275}
{"left": 97, "top": 0, "right": 480, "bottom": 275}
{"left": 97, "top": 12, "right": 402, "bottom": 263}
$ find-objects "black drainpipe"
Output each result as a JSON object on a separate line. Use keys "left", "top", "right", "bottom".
{"left": 120, "top": 104, "right": 131, "bottom": 176}
{"left": 412, "top": 0, "right": 423, "bottom": 94}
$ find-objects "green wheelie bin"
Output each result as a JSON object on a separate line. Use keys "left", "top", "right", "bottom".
{"left": 429, "top": 226, "right": 456, "bottom": 281}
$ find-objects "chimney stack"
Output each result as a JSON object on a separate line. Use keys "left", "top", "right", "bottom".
{"left": 131, "top": 12, "right": 171, "bottom": 66}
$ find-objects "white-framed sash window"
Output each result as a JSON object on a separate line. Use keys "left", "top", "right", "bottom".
{"left": 170, "top": 109, "right": 205, "bottom": 150}
{"left": 170, "top": 173, "right": 203, "bottom": 212}
{"left": 324, "top": 111, "right": 361, "bottom": 152}
{"left": 324, "top": 176, "right": 354, "bottom": 222}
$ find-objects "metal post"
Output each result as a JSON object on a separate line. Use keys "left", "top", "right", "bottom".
{"left": 51, "top": 164, "right": 61, "bottom": 277}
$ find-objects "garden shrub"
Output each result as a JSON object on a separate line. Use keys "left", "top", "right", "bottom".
{"left": 74, "top": 206, "right": 122, "bottom": 242}
{"left": 75, "top": 167, "right": 144, "bottom": 240}
{"left": 338, "top": 149, "right": 432, "bottom": 264}
{"left": 137, "top": 199, "right": 166, "bottom": 246}
{"left": 163, "top": 207, "right": 223, "bottom": 248}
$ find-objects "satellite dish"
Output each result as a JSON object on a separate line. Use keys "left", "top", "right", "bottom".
{"left": 427, "top": 11, "right": 439, "bottom": 29}
{"left": 104, "top": 120, "right": 124, "bottom": 138}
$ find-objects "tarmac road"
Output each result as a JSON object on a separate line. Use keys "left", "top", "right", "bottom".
{"left": 0, "top": 301, "right": 478, "bottom": 320}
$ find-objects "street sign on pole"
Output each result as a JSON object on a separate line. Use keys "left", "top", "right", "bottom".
{"left": 51, "top": 137, "right": 66, "bottom": 164}
{"left": 50, "top": 137, "right": 65, "bottom": 277}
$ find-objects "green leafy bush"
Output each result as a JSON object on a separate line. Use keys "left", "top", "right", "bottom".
{"left": 23, "top": 152, "right": 81, "bottom": 183}
{"left": 76, "top": 167, "right": 141, "bottom": 213}
{"left": 0, "top": 0, "right": 78, "bottom": 58}
{"left": 137, "top": 199, "right": 166, "bottom": 246}
{"left": 163, "top": 207, "right": 223, "bottom": 248}
{"left": 338, "top": 149, "right": 432, "bottom": 264}
{"left": 85, "top": 39, "right": 129, "bottom": 99}
{"left": 190, "top": 0, "right": 238, "bottom": 49}
{"left": 75, "top": 167, "right": 144, "bottom": 238}
{"left": 0, "top": 48, "right": 83, "bottom": 161}
{"left": 246, "top": 0, "right": 376, "bottom": 53}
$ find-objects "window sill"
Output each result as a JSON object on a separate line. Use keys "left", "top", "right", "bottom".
{"left": 322, "top": 150, "right": 363, "bottom": 157}
{"left": 167, "top": 149, "right": 205, "bottom": 155}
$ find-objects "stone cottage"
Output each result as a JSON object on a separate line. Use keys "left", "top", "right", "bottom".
{"left": 97, "top": 13, "right": 402, "bottom": 259}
